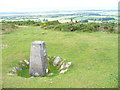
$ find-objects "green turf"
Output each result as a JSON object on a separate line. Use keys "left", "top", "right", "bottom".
{"left": 2, "top": 26, "right": 118, "bottom": 88}
{"left": 17, "top": 67, "right": 31, "bottom": 78}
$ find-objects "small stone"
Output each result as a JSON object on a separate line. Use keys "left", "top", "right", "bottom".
{"left": 57, "top": 59, "right": 66, "bottom": 69}
{"left": 59, "top": 62, "right": 72, "bottom": 70}
{"left": 30, "top": 76, "right": 35, "bottom": 78}
{"left": 7, "top": 73, "right": 17, "bottom": 76}
{"left": 23, "top": 59, "right": 29, "bottom": 65}
{"left": 65, "top": 62, "right": 72, "bottom": 67}
{"left": 22, "top": 64, "right": 26, "bottom": 67}
{"left": 60, "top": 69, "right": 68, "bottom": 73}
{"left": 53, "top": 57, "right": 61, "bottom": 66}
{"left": 59, "top": 63, "right": 66, "bottom": 71}
{"left": 34, "top": 72, "right": 40, "bottom": 76}
{"left": 16, "top": 67, "right": 22, "bottom": 71}
{"left": 12, "top": 67, "right": 17, "bottom": 72}
{"left": 48, "top": 73, "right": 54, "bottom": 76}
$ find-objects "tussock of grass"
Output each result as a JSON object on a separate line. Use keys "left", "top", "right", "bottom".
{"left": 2, "top": 23, "right": 18, "bottom": 34}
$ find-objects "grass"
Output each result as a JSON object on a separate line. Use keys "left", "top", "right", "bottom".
{"left": 17, "top": 67, "right": 30, "bottom": 78}
{"left": 2, "top": 26, "right": 118, "bottom": 88}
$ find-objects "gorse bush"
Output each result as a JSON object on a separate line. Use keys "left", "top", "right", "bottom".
{"left": 43, "top": 20, "right": 60, "bottom": 25}
{"left": 2, "top": 20, "right": 118, "bottom": 33}
{"left": 41, "top": 20, "right": 60, "bottom": 28}
{"left": 53, "top": 23, "right": 72, "bottom": 31}
{"left": 3, "top": 20, "right": 42, "bottom": 26}
{"left": 42, "top": 22, "right": 118, "bottom": 33}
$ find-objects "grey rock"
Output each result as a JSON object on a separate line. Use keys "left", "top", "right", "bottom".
{"left": 59, "top": 62, "right": 72, "bottom": 70}
{"left": 29, "top": 41, "right": 48, "bottom": 77}
{"left": 16, "top": 67, "right": 22, "bottom": 71}
{"left": 48, "top": 73, "right": 54, "bottom": 76}
{"left": 57, "top": 59, "right": 66, "bottom": 69}
{"left": 7, "top": 73, "right": 17, "bottom": 76}
{"left": 23, "top": 59, "right": 29, "bottom": 65}
{"left": 22, "top": 64, "right": 26, "bottom": 67}
{"left": 12, "top": 67, "right": 17, "bottom": 72}
{"left": 59, "top": 63, "right": 66, "bottom": 71}
{"left": 60, "top": 69, "right": 68, "bottom": 73}
{"left": 30, "top": 76, "right": 35, "bottom": 78}
{"left": 34, "top": 72, "right": 40, "bottom": 76}
{"left": 53, "top": 57, "right": 61, "bottom": 66}
{"left": 65, "top": 62, "right": 72, "bottom": 67}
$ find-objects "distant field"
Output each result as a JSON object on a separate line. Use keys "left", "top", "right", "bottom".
{"left": 0, "top": 10, "right": 118, "bottom": 23}
{"left": 2, "top": 26, "right": 118, "bottom": 88}
{"left": 0, "top": 12, "right": 76, "bottom": 16}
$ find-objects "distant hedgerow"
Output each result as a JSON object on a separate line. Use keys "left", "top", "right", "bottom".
{"left": 2, "top": 20, "right": 118, "bottom": 33}
{"left": 42, "top": 21, "right": 118, "bottom": 33}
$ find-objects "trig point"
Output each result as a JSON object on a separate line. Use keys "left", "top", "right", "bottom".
{"left": 29, "top": 41, "right": 48, "bottom": 76}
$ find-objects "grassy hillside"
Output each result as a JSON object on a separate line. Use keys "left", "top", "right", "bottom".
{"left": 2, "top": 26, "right": 118, "bottom": 88}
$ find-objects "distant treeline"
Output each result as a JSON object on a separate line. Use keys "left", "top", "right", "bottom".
{"left": 0, "top": 12, "right": 101, "bottom": 19}
{"left": 2, "top": 20, "right": 118, "bottom": 33}
{"left": 2, "top": 20, "right": 41, "bottom": 26}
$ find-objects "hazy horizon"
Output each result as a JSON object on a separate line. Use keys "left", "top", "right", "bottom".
{"left": 0, "top": 0, "right": 119, "bottom": 12}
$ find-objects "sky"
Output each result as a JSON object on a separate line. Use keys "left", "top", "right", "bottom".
{"left": 0, "top": 0, "right": 119, "bottom": 12}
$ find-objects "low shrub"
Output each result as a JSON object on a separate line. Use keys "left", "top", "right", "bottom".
{"left": 42, "top": 22, "right": 117, "bottom": 33}
{"left": 2, "top": 23, "right": 18, "bottom": 34}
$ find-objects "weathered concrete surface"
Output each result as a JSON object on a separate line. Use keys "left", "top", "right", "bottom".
{"left": 29, "top": 41, "right": 48, "bottom": 76}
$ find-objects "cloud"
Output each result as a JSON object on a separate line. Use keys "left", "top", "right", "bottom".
{"left": 0, "top": 0, "right": 119, "bottom": 12}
